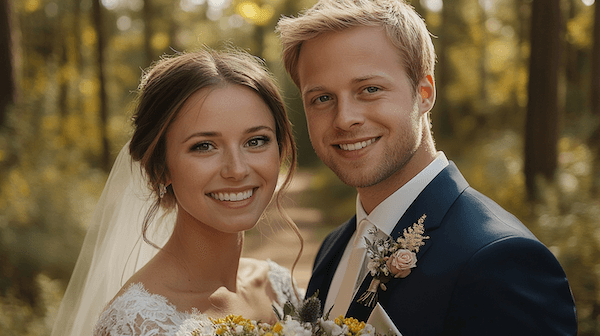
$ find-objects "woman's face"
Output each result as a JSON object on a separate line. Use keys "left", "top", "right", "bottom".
{"left": 165, "top": 84, "right": 280, "bottom": 234}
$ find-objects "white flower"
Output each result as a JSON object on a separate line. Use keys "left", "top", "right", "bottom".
{"left": 281, "top": 316, "right": 312, "bottom": 336}
{"left": 367, "top": 260, "right": 379, "bottom": 275}
{"left": 361, "top": 323, "right": 377, "bottom": 335}
{"left": 319, "top": 319, "right": 348, "bottom": 336}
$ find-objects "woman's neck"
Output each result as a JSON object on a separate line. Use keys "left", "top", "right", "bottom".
{"left": 160, "top": 211, "right": 245, "bottom": 293}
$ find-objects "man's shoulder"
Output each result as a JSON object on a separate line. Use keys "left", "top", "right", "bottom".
{"left": 436, "top": 185, "right": 539, "bottom": 253}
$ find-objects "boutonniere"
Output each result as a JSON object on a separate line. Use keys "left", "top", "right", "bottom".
{"left": 357, "top": 214, "right": 429, "bottom": 307}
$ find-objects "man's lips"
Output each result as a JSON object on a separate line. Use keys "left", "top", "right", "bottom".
{"left": 208, "top": 188, "right": 256, "bottom": 202}
{"left": 336, "top": 137, "right": 379, "bottom": 151}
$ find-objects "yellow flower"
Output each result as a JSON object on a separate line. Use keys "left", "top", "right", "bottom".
{"left": 272, "top": 322, "right": 283, "bottom": 333}
{"left": 336, "top": 317, "right": 366, "bottom": 335}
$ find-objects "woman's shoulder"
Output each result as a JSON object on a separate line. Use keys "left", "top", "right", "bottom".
{"left": 93, "top": 283, "right": 188, "bottom": 336}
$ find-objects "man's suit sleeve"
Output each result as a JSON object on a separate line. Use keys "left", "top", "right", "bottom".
{"left": 445, "top": 236, "right": 577, "bottom": 335}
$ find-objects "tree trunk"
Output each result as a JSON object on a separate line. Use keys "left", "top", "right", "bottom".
{"left": 590, "top": 1, "right": 600, "bottom": 196}
{"left": 524, "top": 0, "right": 561, "bottom": 199}
{"left": 592, "top": 1, "right": 600, "bottom": 119}
{"left": 92, "top": 0, "right": 110, "bottom": 171}
{"left": 0, "top": 0, "right": 15, "bottom": 126}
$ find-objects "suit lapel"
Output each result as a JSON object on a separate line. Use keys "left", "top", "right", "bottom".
{"left": 389, "top": 162, "right": 469, "bottom": 251}
{"left": 346, "top": 162, "right": 469, "bottom": 320}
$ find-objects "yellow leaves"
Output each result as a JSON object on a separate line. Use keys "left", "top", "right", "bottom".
{"left": 24, "top": 0, "right": 40, "bottom": 12}
{"left": 9, "top": 170, "right": 30, "bottom": 198}
{"left": 111, "top": 35, "right": 144, "bottom": 53}
{"left": 79, "top": 78, "right": 99, "bottom": 96}
{"left": 566, "top": 9, "right": 593, "bottom": 48}
{"left": 236, "top": 1, "right": 275, "bottom": 26}
{"left": 194, "top": 22, "right": 220, "bottom": 47}
{"left": 42, "top": 115, "right": 60, "bottom": 134}
{"left": 151, "top": 32, "right": 170, "bottom": 51}
{"left": 2, "top": 169, "right": 31, "bottom": 223}
{"left": 82, "top": 26, "right": 97, "bottom": 47}
{"left": 446, "top": 45, "right": 481, "bottom": 103}
{"left": 262, "top": 32, "right": 282, "bottom": 64}
{"left": 486, "top": 40, "right": 515, "bottom": 73}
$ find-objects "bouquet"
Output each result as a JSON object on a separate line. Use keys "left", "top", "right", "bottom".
{"left": 185, "top": 293, "right": 394, "bottom": 335}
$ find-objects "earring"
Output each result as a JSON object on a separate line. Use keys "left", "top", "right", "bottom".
{"left": 159, "top": 183, "right": 167, "bottom": 198}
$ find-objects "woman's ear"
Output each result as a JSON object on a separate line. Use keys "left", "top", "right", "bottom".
{"left": 163, "top": 167, "right": 172, "bottom": 188}
{"left": 418, "top": 74, "right": 435, "bottom": 113}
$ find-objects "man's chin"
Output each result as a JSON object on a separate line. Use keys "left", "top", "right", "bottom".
{"left": 330, "top": 168, "right": 383, "bottom": 189}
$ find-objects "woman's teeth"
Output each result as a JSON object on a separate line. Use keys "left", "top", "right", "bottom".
{"left": 339, "top": 138, "right": 375, "bottom": 151}
{"left": 209, "top": 189, "right": 253, "bottom": 202}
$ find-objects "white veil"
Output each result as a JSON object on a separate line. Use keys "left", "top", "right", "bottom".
{"left": 51, "top": 141, "right": 175, "bottom": 336}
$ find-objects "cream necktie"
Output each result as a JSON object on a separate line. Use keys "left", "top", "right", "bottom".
{"left": 330, "top": 219, "right": 370, "bottom": 319}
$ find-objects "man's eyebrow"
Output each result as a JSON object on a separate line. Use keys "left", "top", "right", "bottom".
{"left": 302, "top": 74, "right": 392, "bottom": 96}
{"left": 352, "top": 74, "right": 389, "bottom": 84}
{"left": 302, "top": 86, "right": 326, "bottom": 96}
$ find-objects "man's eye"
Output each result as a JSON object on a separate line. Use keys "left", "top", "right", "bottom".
{"left": 364, "top": 86, "right": 380, "bottom": 93}
{"left": 315, "top": 95, "right": 332, "bottom": 103}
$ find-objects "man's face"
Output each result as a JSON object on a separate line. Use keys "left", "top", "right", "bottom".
{"left": 297, "top": 26, "right": 434, "bottom": 193}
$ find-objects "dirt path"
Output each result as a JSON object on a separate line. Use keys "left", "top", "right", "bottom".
{"left": 242, "top": 172, "right": 326, "bottom": 290}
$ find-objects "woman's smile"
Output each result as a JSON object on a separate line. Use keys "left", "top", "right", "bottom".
{"left": 208, "top": 188, "right": 256, "bottom": 202}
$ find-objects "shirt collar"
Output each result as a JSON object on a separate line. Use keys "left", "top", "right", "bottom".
{"left": 356, "top": 152, "right": 449, "bottom": 235}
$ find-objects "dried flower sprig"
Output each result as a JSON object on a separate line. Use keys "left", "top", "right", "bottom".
{"left": 357, "top": 214, "right": 429, "bottom": 307}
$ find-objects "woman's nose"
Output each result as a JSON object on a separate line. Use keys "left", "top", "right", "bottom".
{"left": 221, "top": 149, "right": 250, "bottom": 180}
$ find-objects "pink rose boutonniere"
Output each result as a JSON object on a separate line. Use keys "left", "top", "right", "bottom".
{"left": 357, "top": 214, "right": 429, "bottom": 307}
{"left": 386, "top": 249, "right": 417, "bottom": 279}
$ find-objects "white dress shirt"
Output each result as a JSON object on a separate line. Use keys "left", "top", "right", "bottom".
{"left": 324, "top": 152, "right": 449, "bottom": 312}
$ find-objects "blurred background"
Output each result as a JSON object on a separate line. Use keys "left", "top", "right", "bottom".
{"left": 0, "top": 0, "right": 599, "bottom": 334}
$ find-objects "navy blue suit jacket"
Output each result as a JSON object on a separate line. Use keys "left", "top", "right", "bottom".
{"left": 306, "top": 162, "right": 577, "bottom": 335}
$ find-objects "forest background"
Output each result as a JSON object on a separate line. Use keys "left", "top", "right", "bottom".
{"left": 0, "top": 0, "right": 599, "bottom": 334}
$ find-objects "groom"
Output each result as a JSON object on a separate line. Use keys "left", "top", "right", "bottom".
{"left": 277, "top": 0, "right": 577, "bottom": 334}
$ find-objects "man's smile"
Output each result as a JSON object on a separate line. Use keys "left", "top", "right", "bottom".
{"left": 337, "top": 137, "right": 379, "bottom": 151}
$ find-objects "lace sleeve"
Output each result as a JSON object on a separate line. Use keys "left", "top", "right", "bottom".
{"left": 266, "top": 260, "right": 304, "bottom": 309}
{"left": 92, "top": 283, "right": 188, "bottom": 336}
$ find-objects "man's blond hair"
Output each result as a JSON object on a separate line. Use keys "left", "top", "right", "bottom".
{"left": 276, "top": 0, "right": 436, "bottom": 91}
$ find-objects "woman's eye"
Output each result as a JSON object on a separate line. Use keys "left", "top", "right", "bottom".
{"left": 246, "top": 136, "right": 270, "bottom": 148}
{"left": 364, "top": 86, "right": 380, "bottom": 93}
{"left": 191, "top": 142, "right": 215, "bottom": 152}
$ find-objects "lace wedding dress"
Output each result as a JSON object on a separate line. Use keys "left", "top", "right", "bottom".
{"left": 92, "top": 260, "right": 300, "bottom": 336}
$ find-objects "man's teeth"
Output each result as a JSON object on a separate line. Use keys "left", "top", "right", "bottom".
{"left": 210, "top": 189, "right": 253, "bottom": 202}
{"left": 339, "top": 138, "right": 375, "bottom": 151}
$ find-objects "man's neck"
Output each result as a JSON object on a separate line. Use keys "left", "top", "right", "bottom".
{"left": 358, "top": 143, "right": 437, "bottom": 214}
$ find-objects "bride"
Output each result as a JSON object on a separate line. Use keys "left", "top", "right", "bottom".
{"left": 50, "top": 48, "right": 300, "bottom": 335}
